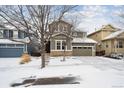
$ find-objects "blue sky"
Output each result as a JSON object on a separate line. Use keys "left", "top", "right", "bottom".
{"left": 66, "top": 5, "right": 124, "bottom": 33}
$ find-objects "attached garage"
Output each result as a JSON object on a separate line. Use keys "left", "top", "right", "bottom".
{"left": 72, "top": 38, "right": 97, "bottom": 56}
{"left": 72, "top": 47, "right": 92, "bottom": 56}
{"left": 0, "top": 47, "right": 24, "bottom": 57}
{"left": 0, "top": 39, "right": 26, "bottom": 57}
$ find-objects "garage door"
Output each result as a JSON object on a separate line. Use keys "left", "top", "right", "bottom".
{"left": 72, "top": 47, "right": 92, "bottom": 56}
{"left": 0, "top": 44, "right": 24, "bottom": 57}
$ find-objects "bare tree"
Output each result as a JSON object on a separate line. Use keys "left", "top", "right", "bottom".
{"left": 0, "top": 5, "right": 77, "bottom": 68}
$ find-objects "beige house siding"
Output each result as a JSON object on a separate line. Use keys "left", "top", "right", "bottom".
{"left": 102, "top": 38, "right": 124, "bottom": 56}
{"left": 102, "top": 40, "right": 112, "bottom": 56}
{"left": 102, "top": 30, "right": 115, "bottom": 40}
{"left": 88, "top": 31, "right": 102, "bottom": 42}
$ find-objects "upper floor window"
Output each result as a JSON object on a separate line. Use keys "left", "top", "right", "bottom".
{"left": 73, "top": 32, "right": 77, "bottom": 37}
{"left": 63, "top": 26, "right": 67, "bottom": 31}
{"left": 3, "top": 29, "right": 9, "bottom": 38}
{"left": 83, "top": 32, "right": 87, "bottom": 38}
{"left": 3, "top": 29, "right": 13, "bottom": 39}
{"left": 9, "top": 30, "right": 13, "bottom": 38}
{"left": 18, "top": 31, "right": 25, "bottom": 39}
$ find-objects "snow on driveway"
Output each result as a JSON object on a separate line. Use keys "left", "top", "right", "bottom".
{"left": 0, "top": 56, "right": 124, "bottom": 88}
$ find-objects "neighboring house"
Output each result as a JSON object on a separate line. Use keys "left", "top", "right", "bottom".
{"left": 102, "top": 30, "right": 124, "bottom": 56}
{"left": 49, "top": 20, "right": 97, "bottom": 56}
{"left": 88, "top": 24, "right": 124, "bottom": 56}
{"left": 0, "top": 25, "right": 28, "bottom": 57}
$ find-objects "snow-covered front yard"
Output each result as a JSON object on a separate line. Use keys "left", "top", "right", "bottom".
{"left": 0, "top": 56, "right": 124, "bottom": 88}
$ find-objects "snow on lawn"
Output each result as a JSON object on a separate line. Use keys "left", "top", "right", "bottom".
{"left": 48, "top": 57, "right": 82, "bottom": 66}
{"left": 0, "top": 56, "right": 124, "bottom": 88}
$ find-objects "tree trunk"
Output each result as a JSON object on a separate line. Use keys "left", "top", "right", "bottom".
{"left": 40, "top": 39, "right": 46, "bottom": 69}
{"left": 41, "top": 50, "right": 45, "bottom": 68}
{"left": 63, "top": 47, "right": 66, "bottom": 61}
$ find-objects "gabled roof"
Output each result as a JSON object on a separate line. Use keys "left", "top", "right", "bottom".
{"left": 102, "top": 30, "right": 124, "bottom": 41}
{"left": 51, "top": 32, "right": 73, "bottom": 39}
{"left": 88, "top": 24, "right": 118, "bottom": 37}
{"left": 72, "top": 38, "right": 97, "bottom": 44}
{"left": 49, "top": 20, "right": 73, "bottom": 27}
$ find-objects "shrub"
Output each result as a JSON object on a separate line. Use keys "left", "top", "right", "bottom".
{"left": 20, "top": 53, "right": 31, "bottom": 64}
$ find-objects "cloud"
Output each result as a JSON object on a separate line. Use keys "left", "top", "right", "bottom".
{"left": 81, "top": 6, "right": 108, "bottom": 18}
{"left": 77, "top": 17, "right": 110, "bottom": 33}
{"left": 65, "top": 5, "right": 123, "bottom": 33}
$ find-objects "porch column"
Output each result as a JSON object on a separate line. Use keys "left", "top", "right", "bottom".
{"left": 114, "top": 39, "right": 117, "bottom": 53}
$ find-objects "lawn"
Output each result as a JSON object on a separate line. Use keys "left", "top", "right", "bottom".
{"left": 0, "top": 56, "right": 124, "bottom": 88}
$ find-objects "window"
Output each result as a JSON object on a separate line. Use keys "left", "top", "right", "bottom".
{"left": 73, "top": 32, "right": 77, "bottom": 37}
{"left": 106, "top": 45, "right": 108, "bottom": 48}
{"left": 7, "top": 44, "right": 15, "bottom": 48}
{"left": 63, "top": 26, "right": 67, "bottom": 31}
{"left": 117, "top": 40, "right": 123, "bottom": 48}
{"left": 78, "top": 47, "right": 82, "bottom": 49}
{"left": 3, "top": 30, "right": 13, "bottom": 39}
{"left": 73, "top": 47, "right": 77, "bottom": 49}
{"left": 62, "top": 41, "right": 66, "bottom": 50}
{"left": 18, "top": 31, "right": 24, "bottom": 39}
{"left": 56, "top": 41, "right": 61, "bottom": 50}
{"left": 83, "top": 32, "right": 87, "bottom": 37}
{"left": 16, "top": 44, "right": 24, "bottom": 47}
{"left": 83, "top": 47, "right": 87, "bottom": 49}
{"left": 105, "top": 42, "right": 109, "bottom": 48}
{"left": 56, "top": 40, "right": 66, "bottom": 50}
{"left": 87, "top": 47, "right": 92, "bottom": 49}
{"left": 0, "top": 44, "right": 6, "bottom": 48}
{"left": 3, "top": 29, "right": 9, "bottom": 38}
{"left": 9, "top": 30, "right": 13, "bottom": 38}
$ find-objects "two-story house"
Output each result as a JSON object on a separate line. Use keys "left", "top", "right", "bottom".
{"left": 0, "top": 25, "right": 28, "bottom": 57}
{"left": 49, "top": 20, "right": 97, "bottom": 56}
{"left": 0, "top": 20, "right": 97, "bottom": 57}
{"left": 88, "top": 24, "right": 124, "bottom": 56}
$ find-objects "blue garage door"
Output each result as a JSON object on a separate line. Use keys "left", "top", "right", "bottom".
{"left": 0, "top": 48, "right": 24, "bottom": 57}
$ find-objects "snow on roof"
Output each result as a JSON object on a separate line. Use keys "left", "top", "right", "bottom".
{"left": 88, "top": 24, "right": 118, "bottom": 36}
{"left": 72, "top": 38, "right": 97, "bottom": 44}
{"left": 0, "top": 39, "right": 24, "bottom": 44}
{"left": 103, "top": 30, "right": 124, "bottom": 40}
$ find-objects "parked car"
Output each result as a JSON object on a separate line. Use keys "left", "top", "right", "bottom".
{"left": 110, "top": 53, "right": 124, "bottom": 59}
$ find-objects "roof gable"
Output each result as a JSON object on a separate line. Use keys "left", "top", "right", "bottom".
{"left": 101, "top": 24, "right": 115, "bottom": 30}
{"left": 49, "top": 20, "right": 72, "bottom": 27}
{"left": 51, "top": 33, "right": 73, "bottom": 39}
{"left": 88, "top": 24, "right": 117, "bottom": 37}
{"left": 102, "top": 30, "right": 124, "bottom": 40}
